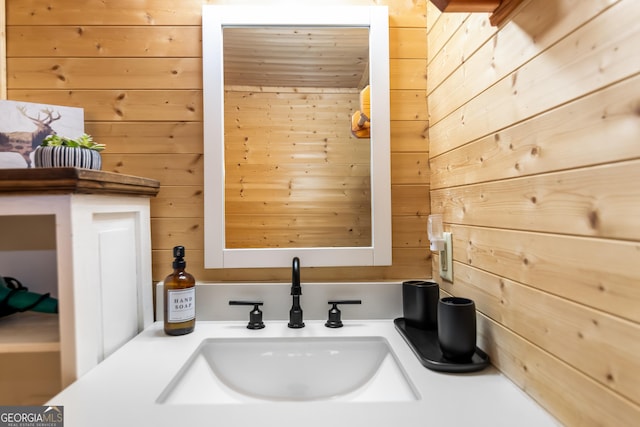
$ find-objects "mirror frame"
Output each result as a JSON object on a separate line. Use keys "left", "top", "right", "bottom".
{"left": 202, "top": 5, "right": 391, "bottom": 268}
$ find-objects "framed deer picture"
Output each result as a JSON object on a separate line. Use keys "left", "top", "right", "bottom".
{"left": 0, "top": 100, "right": 84, "bottom": 168}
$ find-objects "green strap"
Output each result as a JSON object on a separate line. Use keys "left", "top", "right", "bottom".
{"left": 0, "top": 276, "right": 58, "bottom": 315}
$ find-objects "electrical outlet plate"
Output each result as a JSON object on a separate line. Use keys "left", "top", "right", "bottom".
{"left": 439, "top": 232, "right": 453, "bottom": 282}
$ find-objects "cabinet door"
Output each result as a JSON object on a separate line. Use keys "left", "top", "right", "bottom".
{"left": 93, "top": 212, "right": 142, "bottom": 360}
{"left": 71, "top": 196, "right": 153, "bottom": 382}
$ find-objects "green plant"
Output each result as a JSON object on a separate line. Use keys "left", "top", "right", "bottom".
{"left": 41, "top": 133, "right": 106, "bottom": 152}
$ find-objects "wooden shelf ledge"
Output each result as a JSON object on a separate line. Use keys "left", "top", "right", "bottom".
{"left": 0, "top": 312, "right": 60, "bottom": 354}
{"left": 430, "top": 0, "right": 526, "bottom": 27}
{"left": 0, "top": 167, "right": 160, "bottom": 197}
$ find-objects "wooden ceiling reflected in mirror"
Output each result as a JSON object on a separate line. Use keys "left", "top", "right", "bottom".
{"left": 223, "top": 27, "right": 370, "bottom": 89}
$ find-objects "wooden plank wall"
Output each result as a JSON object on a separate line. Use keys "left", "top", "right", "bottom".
{"left": 1, "top": 0, "right": 6, "bottom": 99}
{"left": 427, "top": 0, "right": 640, "bottom": 424}
{"left": 5, "top": 0, "right": 430, "bottom": 282}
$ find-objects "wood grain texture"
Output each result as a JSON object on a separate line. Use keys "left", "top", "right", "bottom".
{"left": 474, "top": 312, "right": 640, "bottom": 426}
{"left": 85, "top": 122, "right": 203, "bottom": 154}
{"left": 428, "top": 0, "right": 640, "bottom": 422}
{"left": 430, "top": 75, "right": 640, "bottom": 189}
{"left": 430, "top": 0, "right": 640, "bottom": 157}
{"left": 449, "top": 225, "right": 640, "bottom": 323}
{"left": 224, "top": 88, "right": 371, "bottom": 249}
{"left": 223, "top": 27, "right": 369, "bottom": 89}
{"left": 489, "top": 0, "right": 527, "bottom": 26}
{"left": 428, "top": 0, "right": 626, "bottom": 125}
{"left": 432, "top": 160, "right": 640, "bottom": 240}
{"left": 1, "top": 0, "right": 6, "bottom": 99}
{"left": 430, "top": 0, "right": 499, "bottom": 13}
{"left": 6, "top": 0, "right": 204, "bottom": 25}
{"left": 4, "top": 0, "right": 431, "bottom": 282}
{"left": 6, "top": 26, "right": 202, "bottom": 57}
{"left": 153, "top": 247, "right": 431, "bottom": 283}
{"left": 389, "top": 28, "right": 427, "bottom": 59}
{"left": 0, "top": 312, "right": 59, "bottom": 353}
{"left": 8, "top": 58, "right": 202, "bottom": 89}
{"left": 390, "top": 120, "right": 429, "bottom": 152}
{"left": 0, "top": 167, "right": 160, "bottom": 196}
{"left": 446, "top": 259, "right": 640, "bottom": 405}
{"left": 0, "top": 352, "right": 61, "bottom": 406}
{"left": 7, "top": 89, "right": 202, "bottom": 121}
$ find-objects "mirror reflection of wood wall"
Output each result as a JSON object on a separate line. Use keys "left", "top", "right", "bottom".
{"left": 223, "top": 27, "right": 372, "bottom": 249}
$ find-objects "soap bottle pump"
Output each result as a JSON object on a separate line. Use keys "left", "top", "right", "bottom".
{"left": 163, "top": 246, "right": 196, "bottom": 336}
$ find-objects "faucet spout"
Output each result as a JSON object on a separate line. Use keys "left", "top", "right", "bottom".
{"left": 291, "top": 256, "right": 301, "bottom": 295}
{"left": 288, "top": 257, "right": 304, "bottom": 328}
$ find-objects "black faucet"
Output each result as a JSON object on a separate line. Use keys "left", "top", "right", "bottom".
{"left": 288, "top": 256, "right": 304, "bottom": 328}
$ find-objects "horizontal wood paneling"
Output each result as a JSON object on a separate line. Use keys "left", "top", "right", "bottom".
{"left": 387, "top": 0, "right": 427, "bottom": 28}
{"left": 432, "top": 160, "right": 640, "bottom": 240}
{"left": 101, "top": 153, "right": 203, "bottom": 185}
{"left": 447, "top": 259, "right": 640, "bottom": 405}
{"left": 8, "top": 58, "right": 202, "bottom": 89}
{"left": 224, "top": 88, "right": 371, "bottom": 249}
{"left": 6, "top": 0, "right": 431, "bottom": 282}
{"left": 428, "top": 0, "right": 640, "bottom": 423}
{"left": 85, "top": 122, "right": 203, "bottom": 154}
{"left": 427, "top": 12, "right": 492, "bottom": 90}
{"left": 6, "top": 26, "right": 202, "bottom": 57}
{"left": 391, "top": 152, "right": 430, "bottom": 185}
{"left": 390, "top": 120, "right": 428, "bottom": 152}
{"left": 392, "top": 215, "right": 428, "bottom": 248}
{"left": 389, "top": 28, "right": 427, "bottom": 59}
{"left": 151, "top": 185, "right": 204, "bottom": 218}
{"left": 450, "top": 225, "right": 640, "bottom": 323}
{"left": 390, "top": 59, "right": 427, "bottom": 90}
{"left": 7, "top": 0, "right": 205, "bottom": 25}
{"left": 391, "top": 185, "right": 430, "bottom": 216}
{"left": 6, "top": 89, "right": 202, "bottom": 121}
{"left": 475, "top": 312, "right": 640, "bottom": 426}
{"left": 427, "top": 0, "right": 620, "bottom": 103}
{"left": 390, "top": 90, "right": 428, "bottom": 121}
{"left": 223, "top": 27, "right": 369, "bottom": 89}
{"left": 430, "top": 0, "right": 639, "bottom": 157}
{"left": 153, "top": 247, "right": 431, "bottom": 283}
{"left": 430, "top": 75, "right": 640, "bottom": 189}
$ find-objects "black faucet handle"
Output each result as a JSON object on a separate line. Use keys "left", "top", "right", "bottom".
{"left": 325, "top": 300, "right": 362, "bottom": 328}
{"left": 328, "top": 300, "right": 362, "bottom": 306}
{"left": 229, "top": 300, "right": 265, "bottom": 330}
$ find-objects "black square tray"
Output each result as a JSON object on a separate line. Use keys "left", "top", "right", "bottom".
{"left": 394, "top": 318, "right": 490, "bottom": 373}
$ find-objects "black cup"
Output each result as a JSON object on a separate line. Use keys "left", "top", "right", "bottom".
{"left": 402, "top": 280, "right": 439, "bottom": 330}
{"left": 437, "top": 297, "right": 477, "bottom": 362}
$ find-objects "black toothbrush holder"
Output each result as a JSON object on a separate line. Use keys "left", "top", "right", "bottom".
{"left": 437, "top": 297, "right": 477, "bottom": 362}
{"left": 402, "top": 280, "right": 439, "bottom": 330}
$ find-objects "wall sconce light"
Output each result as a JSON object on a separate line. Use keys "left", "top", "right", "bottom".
{"left": 428, "top": 214, "right": 453, "bottom": 282}
{"left": 428, "top": 214, "right": 445, "bottom": 252}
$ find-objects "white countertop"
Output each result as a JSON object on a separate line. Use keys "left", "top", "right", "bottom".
{"left": 48, "top": 320, "right": 559, "bottom": 427}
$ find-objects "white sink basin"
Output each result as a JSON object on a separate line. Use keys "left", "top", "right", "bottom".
{"left": 157, "top": 336, "right": 418, "bottom": 404}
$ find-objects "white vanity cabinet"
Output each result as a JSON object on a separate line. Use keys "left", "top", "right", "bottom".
{"left": 0, "top": 168, "right": 159, "bottom": 402}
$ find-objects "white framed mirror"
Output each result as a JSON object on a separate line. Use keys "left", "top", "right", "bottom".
{"left": 203, "top": 5, "right": 390, "bottom": 268}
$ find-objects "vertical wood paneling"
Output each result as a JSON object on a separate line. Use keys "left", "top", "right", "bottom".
{"left": 428, "top": 0, "right": 640, "bottom": 423}
{"left": 5, "top": 0, "right": 431, "bottom": 282}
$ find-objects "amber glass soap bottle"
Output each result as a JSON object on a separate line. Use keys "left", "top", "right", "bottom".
{"left": 163, "top": 246, "right": 196, "bottom": 336}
